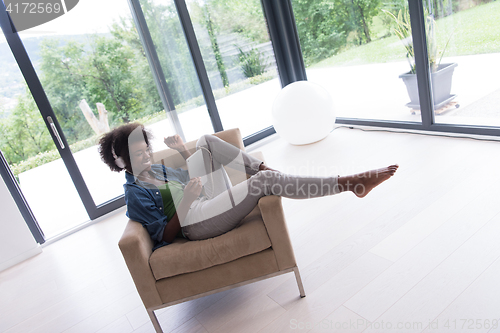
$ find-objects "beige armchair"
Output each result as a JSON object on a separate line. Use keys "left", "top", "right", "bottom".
{"left": 118, "top": 128, "right": 305, "bottom": 333}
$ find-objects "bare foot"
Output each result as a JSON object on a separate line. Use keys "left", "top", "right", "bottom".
{"left": 339, "top": 165, "right": 399, "bottom": 198}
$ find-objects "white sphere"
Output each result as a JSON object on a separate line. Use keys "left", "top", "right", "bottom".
{"left": 272, "top": 81, "right": 335, "bottom": 145}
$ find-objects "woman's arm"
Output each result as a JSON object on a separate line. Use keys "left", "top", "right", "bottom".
{"left": 125, "top": 185, "right": 170, "bottom": 245}
{"left": 161, "top": 177, "right": 203, "bottom": 242}
{"left": 177, "top": 146, "right": 192, "bottom": 161}
{"left": 161, "top": 212, "right": 181, "bottom": 243}
{"left": 164, "top": 134, "right": 192, "bottom": 161}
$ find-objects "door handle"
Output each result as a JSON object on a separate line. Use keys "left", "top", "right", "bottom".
{"left": 47, "top": 116, "right": 65, "bottom": 149}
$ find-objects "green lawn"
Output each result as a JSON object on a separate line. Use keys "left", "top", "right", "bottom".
{"left": 311, "top": 1, "right": 500, "bottom": 69}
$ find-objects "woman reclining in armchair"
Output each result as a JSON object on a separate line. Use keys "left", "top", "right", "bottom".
{"left": 99, "top": 123, "right": 398, "bottom": 251}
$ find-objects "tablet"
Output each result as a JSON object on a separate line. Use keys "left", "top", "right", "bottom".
{"left": 185, "top": 149, "right": 208, "bottom": 185}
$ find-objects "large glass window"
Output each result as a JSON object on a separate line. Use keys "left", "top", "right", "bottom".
{"left": 423, "top": 0, "right": 500, "bottom": 127}
{"left": 0, "top": 44, "right": 89, "bottom": 238}
{"left": 290, "top": 0, "right": 422, "bottom": 123}
{"left": 137, "top": 0, "right": 215, "bottom": 142}
{"left": 16, "top": 0, "right": 181, "bottom": 207}
{"left": 2, "top": 0, "right": 192, "bottom": 237}
{"left": 184, "top": 0, "right": 281, "bottom": 137}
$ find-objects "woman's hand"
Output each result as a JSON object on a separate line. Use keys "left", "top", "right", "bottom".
{"left": 164, "top": 134, "right": 186, "bottom": 151}
{"left": 176, "top": 178, "right": 202, "bottom": 228}
{"left": 183, "top": 177, "right": 203, "bottom": 202}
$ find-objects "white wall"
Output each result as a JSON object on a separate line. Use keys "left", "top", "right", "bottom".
{"left": 0, "top": 175, "right": 42, "bottom": 272}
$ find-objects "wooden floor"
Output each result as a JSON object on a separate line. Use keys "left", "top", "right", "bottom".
{"left": 2, "top": 127, "right": 500, "bottom": 333}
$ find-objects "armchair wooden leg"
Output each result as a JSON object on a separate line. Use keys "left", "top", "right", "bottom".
{"left": 293, "top": 266, "right": 306, "bottom": 298}
{"left": 148, "top": 308, "right": 163, "bottom": 333}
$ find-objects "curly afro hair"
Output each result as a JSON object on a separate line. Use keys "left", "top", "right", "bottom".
{"left": 98, "top": 123, "right": 153, "bottom": 173}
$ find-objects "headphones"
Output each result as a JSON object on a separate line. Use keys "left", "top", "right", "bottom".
{"left": 111, "top": 142, "right": 126, "bottom": 169}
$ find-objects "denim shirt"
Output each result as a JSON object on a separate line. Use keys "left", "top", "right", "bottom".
{"left": 124, "top": 164, "right": 190, "bottom": 251}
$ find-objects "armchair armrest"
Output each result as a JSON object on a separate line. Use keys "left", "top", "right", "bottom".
{"left": 118, "top": 220, "right": 162, "bottom": 308}
{"left": 258, "top": 195, "right": 297, "bottom": 270}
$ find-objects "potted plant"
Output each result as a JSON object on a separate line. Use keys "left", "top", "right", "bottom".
{"left": 384, "top": 8, "right": 457, "bottom": 110}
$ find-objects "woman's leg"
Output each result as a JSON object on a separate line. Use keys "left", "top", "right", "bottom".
{"left": 182, "top": 165, "right": 398, "bottom": 240}
{"left": 195, "top": 134, "right": 263, "bottom": 199}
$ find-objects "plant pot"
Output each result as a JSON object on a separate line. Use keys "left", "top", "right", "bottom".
{"left": 399, "top": 63, "right": 457, "bottom": 109}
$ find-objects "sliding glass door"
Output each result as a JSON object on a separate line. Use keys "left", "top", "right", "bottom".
{"left": 182, "top": 0, "right": 281, "bottom": 138}
{"left": 290, "top": 0, "right": 422, "bottom": 124}
{"left": 288, "top": 0, "right": 500, "bottom": 137}
{"left": 0, "top": 39, "right": 89, "bottom": 239}
{"left": 131, "top": 0, "right": 282, "bottom": 140}
{"left": 130, "top": 0, "right": 216, "bottom": 142}
{"left": 424, "top": 0, "right": 500, "bottom": 128}
{"left": 0, "top": 0, "right": 182, "bottom": 239}
{"left": 1, "top": 0, "right": 284, "bottom": 241}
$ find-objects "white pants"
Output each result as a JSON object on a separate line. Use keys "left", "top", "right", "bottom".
{"left": 182, "top": 134, "right": 341, "bottom": 240}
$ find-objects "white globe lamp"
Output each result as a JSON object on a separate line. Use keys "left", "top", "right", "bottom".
{"left": 272, "top": 80, "right": 335, "bottom": 145}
